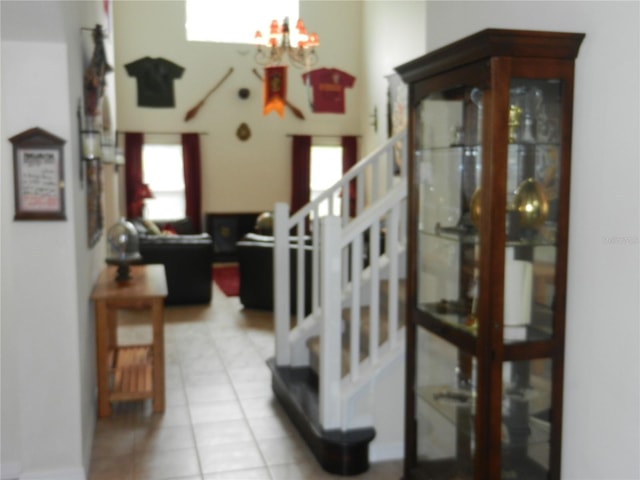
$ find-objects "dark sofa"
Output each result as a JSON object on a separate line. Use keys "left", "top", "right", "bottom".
{"left": 236, "top": 233, "right": 312, "bottom": 315}
{"left": 130, "top": 218, "right": 214, "bottom": 306}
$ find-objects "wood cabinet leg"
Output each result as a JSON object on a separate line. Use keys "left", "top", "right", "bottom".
{"left": 95, "top": 301, "right": 112, "bottom": 417}
{"left": 151, "top": 299, "right": 165, "bottom": 413}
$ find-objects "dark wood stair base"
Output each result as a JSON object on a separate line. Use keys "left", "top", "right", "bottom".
{"left": 267, "top": 358, "right": 376, "bottom": 476}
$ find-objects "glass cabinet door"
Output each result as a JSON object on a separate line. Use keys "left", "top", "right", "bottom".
{"left": 413, "top": 78, "right": 565, "bottom": 479}
{"left": 416, "top": 87, "right": 483, "bottom": 334}
{"left": 414, "top": 85, "right": 483, "bottom": 479}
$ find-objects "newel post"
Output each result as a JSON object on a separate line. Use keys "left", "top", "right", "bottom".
{"left": 319, "top": 215, "right": 342, "bottom": 429}
{"left": 274, "top": 202, "right": 290, "bottom": 365}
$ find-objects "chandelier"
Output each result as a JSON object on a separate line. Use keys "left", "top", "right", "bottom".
{"left": 254, "top": 17, "right": 319, "bottom": 68}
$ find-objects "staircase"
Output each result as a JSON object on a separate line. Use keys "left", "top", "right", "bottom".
{"left": 268, "top": 130, "right": 408, "bottom": 475}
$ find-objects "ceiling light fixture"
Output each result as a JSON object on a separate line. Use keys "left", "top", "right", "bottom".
{"left": 254, "top": 17, "right": 319, "bottom": 68}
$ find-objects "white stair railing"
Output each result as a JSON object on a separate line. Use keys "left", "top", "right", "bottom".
{"left": 272, "top": 129, "right": 407, "bottom": 428}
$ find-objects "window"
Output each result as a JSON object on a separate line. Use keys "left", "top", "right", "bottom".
{"left": 310, "top": 145, "right": 342, "bottom": 217}
{"left": 142, "top": 144, "right": 185, "bottom": 221}
{"left": 186, "top": 0, "right": 299, "bottom": 44}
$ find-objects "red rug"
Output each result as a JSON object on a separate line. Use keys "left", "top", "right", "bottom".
{"left": 212, "top": 264, "right": 239, "bottom": 297}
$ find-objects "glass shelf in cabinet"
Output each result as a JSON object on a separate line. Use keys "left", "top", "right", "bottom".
{"left": 415, "top": 383, "right": 551, "bottom": 447}
{"left": 418, "top": 228, "right": 557, "bottom": 247}
{"left": 417, "top": 302, "right": 479, "bottom": 336}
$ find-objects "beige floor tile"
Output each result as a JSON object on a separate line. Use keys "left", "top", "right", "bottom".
{"left": 227, "top": 365, "right": 272, "bottom": 383}
{"left": 91, "top": 422, "right": 136, "bottom": 459}
{"left": 231, "top": 378, "right": 273, "bottom": 399}
{"left": 189, "top": 399, "right": 244, "bottom": 425}
{"left": 203, "top": 467, "right": 271, "bottom": 479}
{"left": 193, "top": 419, "right": 253, "bottom": 447}
{"left": 133, "top": 424, "right": 195, "bottom": 453}
{"left": 268, "top": 460, "right": 320, "bottom": 480}
{"left": 246, "top": 413, "right": 297, "bottom": 441}
{"left": 134, "top": 404, "right": 193, "bottom": 428}
{"left": 198, "top": 441, "right": 266, "bottom": 475}
{"left": 132, "top": 448, "right": 200, "bottom": 480}
{"left": 186, "top": 383, "right": 237, "bottom": 404}
{"left": 258, "top": 433, "right": 315, "bottom": 466}
{"left": 182, "top": 369, "right": 230, "bottom": 388}
{"left": 239, "top": 394, "right": 285, "bottom": 419}
{"left": 88, "top": 452, "right": 134, "bottom": 480}
{"left": 165, "top": 386, "right": 189, "bottom": 407}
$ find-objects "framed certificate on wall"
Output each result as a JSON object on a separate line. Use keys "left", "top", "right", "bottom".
{"left": 10, "top": 127, "right": 66, "bottom": 221}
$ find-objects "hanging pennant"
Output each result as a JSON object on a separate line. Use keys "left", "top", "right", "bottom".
{"left": 263, "top": 66, "right": 287, "bottom": 117}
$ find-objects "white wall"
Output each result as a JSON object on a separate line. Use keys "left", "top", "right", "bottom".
{"left": 358, "top": 0, "right": 427, "bottom": 460}
{"left": 425, "top": 2, "right": 640, "bottom": 479}
{"left": 1, "top": 1, "right": 116, "bottom": 478}
{"left": 113, "top": 0, "right": 364, "bottom": 215}
{"left": 360, "top": 0, "right": 427, "bottom": 155}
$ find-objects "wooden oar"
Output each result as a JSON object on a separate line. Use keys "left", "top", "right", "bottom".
{"left": 252, "top": 68, "right": 305, "bottom": 120}
{"left": 184, "top": 67, "right": 234, "bottom": 121}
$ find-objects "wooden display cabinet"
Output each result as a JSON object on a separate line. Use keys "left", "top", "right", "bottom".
{"left": 396, "top": 29, "right": 584, "bottom": 479}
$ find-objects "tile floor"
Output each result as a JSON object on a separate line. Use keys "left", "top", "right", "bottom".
{"left": 88, "top": 278, "right": 403, "bottom": 480}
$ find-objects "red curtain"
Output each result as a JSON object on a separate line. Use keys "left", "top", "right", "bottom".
{"left": 124, "top": 132, "right": 144, "bottom": 218}
{"left": 291, "top": 135, "right": 311, "bottom": 214}
{"left": 181, "top": 133, "right": 202, "bottom": 232}
{"left": 342, "top": 136, "right": 358, "bottom": 217}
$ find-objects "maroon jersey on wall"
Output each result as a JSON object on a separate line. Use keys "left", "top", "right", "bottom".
{"left": 302, "top": 68, "right": 356, "bottom": 114}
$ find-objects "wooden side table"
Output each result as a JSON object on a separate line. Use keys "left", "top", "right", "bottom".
{"left": 91, "top": 264, "right": 168, "bottom": 417}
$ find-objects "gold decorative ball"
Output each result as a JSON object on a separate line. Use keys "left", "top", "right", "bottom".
{"left": 512, "top": 178, "right": 549, "bottom": 229}
{"left": 469, "top": 187, "right": 482, "bottom": 230}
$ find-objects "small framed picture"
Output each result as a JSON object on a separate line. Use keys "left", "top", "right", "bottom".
{"left": 9, "top": 127, "right": 66, "bottom": 221}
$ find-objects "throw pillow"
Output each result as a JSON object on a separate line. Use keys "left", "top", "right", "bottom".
{"left": 143, "top": 219, "right": 162, "bottom": 235}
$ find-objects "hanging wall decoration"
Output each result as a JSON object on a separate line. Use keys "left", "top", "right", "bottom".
{"left": 9, "top": 127, "right": 66, "bottom": 221}
{"left": 84, "top": 24, "right": 113, "bottom": 118}
{"left": 236, "top": 123, "right": 251, "bottom": 141}
{"left": 86, "top": 158, "right": 104, "bottom": 247}
{"left": 301, "top": 67, "right": 356, "bottom": 114}
{"left": 386, "top": 72, "right": 408, "bottom": 174}
{"left": 125, "top": 57, "right": 185, "bottom": 108}
{"left": 184, "top": 67, "right": 234, "bottom": 121}
{"left": 252, "top": 68, "right": 304, "bottom": 119}
{"left": 262, "top": 65, "right": 287, "bottom": 117}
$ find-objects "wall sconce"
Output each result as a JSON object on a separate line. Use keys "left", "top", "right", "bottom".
{"left": 81, "top": 129, "right": 102, "bottom": 159}
{"left": 77, "top": 101, "right": 104, "bottom": 185}
{"left": 100, "top": 131, "right": 125, "bottom": 171}
{"left": 369, "top": 106, "right": 378, "bottom": 132}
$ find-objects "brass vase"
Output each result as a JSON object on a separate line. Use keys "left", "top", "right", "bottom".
{"left": 512, "top": 178, "right": 549, "bottom": 229}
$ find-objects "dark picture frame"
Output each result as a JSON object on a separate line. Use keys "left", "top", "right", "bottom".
{"left": 9, "top": 127, "right": 66, "bottom": 221}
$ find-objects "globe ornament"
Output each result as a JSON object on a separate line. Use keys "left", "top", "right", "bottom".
{"left": 105, "top": 218, "right": 142, "bottom": 281}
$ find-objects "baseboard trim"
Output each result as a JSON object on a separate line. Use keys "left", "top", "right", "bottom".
{"left": 18, "top": 467, "right": 85, "bottom": 480}
{"left": 369, "top": 441, "right": 404, "bottom": 463}
{"left": 0, "top": 462, "right": 20, "bottom": 480}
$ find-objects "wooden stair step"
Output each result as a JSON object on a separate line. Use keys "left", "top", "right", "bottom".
{"left": 306, "top": 336, "right": 366, "bottom": 378}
